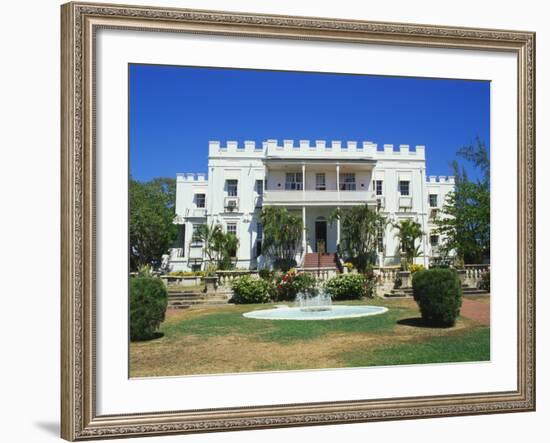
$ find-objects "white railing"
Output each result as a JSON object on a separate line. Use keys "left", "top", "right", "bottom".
{"left": 216, "top": 270, "right": 259, "bottom": 288}
{"left": 263, "top": 189, "right": 376, "bottom": 204}
{"left": 463, "top": 264, "right": 490, "bottom": 288}
{"left": 297, "top": 267, "right": 338, "bottom": 282}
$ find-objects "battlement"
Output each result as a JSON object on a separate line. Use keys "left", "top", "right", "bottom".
{"left": 427, "top": 175, "right": 455, "bottom": 184}
{"left": 208, "top": 139, "right": 426, "bottom": 159}
{"left": 176, "top": 172, "right": 208, "bottom": 183}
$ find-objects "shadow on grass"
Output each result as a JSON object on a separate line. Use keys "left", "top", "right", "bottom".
{"left": 132, "top": 331, "right": 165, "bottom": 342}
{"left": 397, "top": 317, "right": 454, "bottom": 329}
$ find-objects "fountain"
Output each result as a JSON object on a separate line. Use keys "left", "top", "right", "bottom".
{"left": 243, "top": 288, "right": 388, "bottom": 321}
{"left": 295, "top": 291, "right": 332, "bottom": 312}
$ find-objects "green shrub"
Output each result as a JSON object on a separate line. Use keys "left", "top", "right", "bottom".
{"left": 325, "top": 273, "right": 367, "bottom": 300}
{"left": 274, "top": 271, "right": 317, "bottom": 301}
{"left": 478, "top": 271, "right": 490, "bottom": 292}
{"left": 231, "top": 275, "right": 272, "bottom": 304}
{"left": 258, "top": 269, "right": 275, "bottom": 281}
{"left": 168, "top": 270, "right": 205, "bottom": 277}
{"left": 273, "top": 258, "right": 297, "bottom": 272}
{"left": 130, "top": 276, "right": 168, "bottom": 341}
{"left": 412, "top": 268, "right": 462, "bottom": 327}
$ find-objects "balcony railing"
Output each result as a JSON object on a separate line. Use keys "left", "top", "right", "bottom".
{"left": 263, "top": 189, "right": 376, "bottom": 205}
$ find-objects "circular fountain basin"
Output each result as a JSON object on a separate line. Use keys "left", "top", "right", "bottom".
{"left": 243, "top": 305, "right": 388, "bottom": 321}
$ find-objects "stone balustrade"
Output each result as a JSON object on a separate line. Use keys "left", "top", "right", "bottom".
{"left": 297, "top": 267, "right": 338, "bottom": 282}
{"left": 216, "top": 270, "right": 259, "bottom": 288}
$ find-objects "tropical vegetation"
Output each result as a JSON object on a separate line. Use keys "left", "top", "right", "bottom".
{"left": 192, "top": 223, "right": 239, "bottom": 270}
{"left": 434, "top": 138, "right": 490, "bottom": 264}
{"left": 329, "top": 204, "right": 387, "bottom": 273}
{"left": 393, "top": 219, "right": 424, "bottom": 268}
{"left": 273, "top": 270, "right": 317, "bottom": 301}
{"left": 129, "top": 177, "right": 177, "bottom": 271}
{"left": 260, "top": 207, "right": 304, "bottom": 271}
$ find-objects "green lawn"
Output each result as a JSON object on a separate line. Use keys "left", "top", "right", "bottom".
{"left": 130, "top": 298, "right": 490, "bottom": 377}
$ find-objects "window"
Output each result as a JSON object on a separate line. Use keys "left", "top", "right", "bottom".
{"left": 340, "top": 173, "right": 356, "bottom": 191}
{"left": 255, "top": 222, "right": 263, "bottom": 257}
{"left": 226, "top": 223, "right": 237, "bottom": 236}
{"left": 255, "top": 179, "right": 263, "bottom": 195}
{"left": 195, "top": 193, "right": 205, "bottom": 208}
{"left": 226, "top": 179, "right": 238, "bottom": 196}
{"left": 399, "top": 180, "right": 410, "bottom": 196}
{"left": 374, "top": 180, "right": 383, "bottom": 196}
{"left": 429, "top": 194, "right": 438, "bottom": 207}
{"left": 175, "top": 225, "right": 185, "bottom": 257}
{"left": 226, "top": 223, "right": 238, "bottom": 257}
{"left": 315, "top": 173, "right": 326, "bottom": 190}
{"left": 430, "top": 208, "right": 439, "bottom": 219}
{"left": 191, "top": 224, "right": 203, "bottom": 245}
{"left": 430, "top": 234, "right": 439, "bottom": 247}
{"left": 285, "top": 172, "right": 303, "bottom": 190}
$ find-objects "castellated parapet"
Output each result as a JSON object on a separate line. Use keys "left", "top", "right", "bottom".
{"left": 428, "top": 175, "right": 455, "bottom": 184}
{"left": 208, "top": 139, "right": 426, "bottom": 159}
{"left": 176, "top": 172, "right": 207, "bottom": 182}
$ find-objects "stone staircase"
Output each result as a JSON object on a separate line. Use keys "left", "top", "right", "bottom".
{"left": 303, "top": 252, "right": 339, "bottom": 269}
{"left": 167, "top": 291, "right": 232, "bottom": 309}
{"left": 385, "top": 286, "right": 489, "bottom": 298}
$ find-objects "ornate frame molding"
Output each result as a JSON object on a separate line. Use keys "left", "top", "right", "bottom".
{"left": 61, "top": 2, "right": 535, "bottom": 440}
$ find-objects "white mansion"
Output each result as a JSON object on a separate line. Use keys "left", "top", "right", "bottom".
{"left": 167, "top": 139, "right": 454, "bottom": 272}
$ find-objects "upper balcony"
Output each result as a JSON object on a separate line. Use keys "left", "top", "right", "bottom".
{"left": 263, "top": 189, "right": 378, "bottom": 206}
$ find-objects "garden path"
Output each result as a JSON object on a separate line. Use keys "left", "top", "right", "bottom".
{"left": 460, "top": 298, "right": 490, "bottom": 326}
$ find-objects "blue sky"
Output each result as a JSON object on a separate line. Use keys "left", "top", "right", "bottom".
{"left": 129, "top": 64, "right": 490, "bottom": 181}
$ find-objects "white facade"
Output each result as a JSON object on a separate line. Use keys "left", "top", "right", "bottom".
{"left": 168, "top": 139, "right": 454, "bottom": 271}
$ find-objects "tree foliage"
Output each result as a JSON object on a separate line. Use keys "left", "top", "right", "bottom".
{"left": 129, "top": 177, "right": 177, "bottom": 271}
{"left": 434, "top": 138, "right": 490, "bottom": 264}
{"left": 393, "top": 219, "right": 424, "bottom": 267}
{"left": 192, "top": 223, "right": 239, "bottom": 271}
{"left": 329, "top": 204, "right": 387, "bottom": 273}
{"left": 260, "top": 207, "right": 304, "bottom": 271}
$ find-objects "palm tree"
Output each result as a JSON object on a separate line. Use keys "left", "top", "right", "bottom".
{"left": 393, "top": 219, "right": 424, "bottom": 268}
{"left": 192, "top": 223, "right": 239, "bottom": 270}
{"left": 260, "top": 207, "right": 303, "bottom": 271}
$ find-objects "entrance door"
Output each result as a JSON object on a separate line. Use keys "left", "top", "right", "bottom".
{"left": 315, "top": 220, "right": 327, "bottom": 253}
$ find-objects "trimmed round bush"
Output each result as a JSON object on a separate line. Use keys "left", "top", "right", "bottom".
{"left": 130, "top": 276, "right": 168, "bottom": 341}
{"left": 324, "top": 273, "right": 367, "bottom": 300}
{"left": 231, "top": 275, "right": 272, "bottom": 304}
{"left": 412, "top": 268, "right": 463, "bottom": 327}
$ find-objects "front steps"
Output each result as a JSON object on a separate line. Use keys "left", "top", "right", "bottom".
{"left": 303, "top": 252, "right": 339, "bottom": 269}
{"left": 384, "top": 286, "right": 489, "bottom": 298}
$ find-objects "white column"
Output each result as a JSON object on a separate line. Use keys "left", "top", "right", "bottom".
{"left": 301, "top": 163, "right": 306, "bottom": 200}
{"left": 302, "top": 205, "right": 307, "bottom": 255}
{"left": 336, "top": 205, "right": 341, "bottom": 247}
{"left": 336, "top": 163, "right": 340, "bottom": 200}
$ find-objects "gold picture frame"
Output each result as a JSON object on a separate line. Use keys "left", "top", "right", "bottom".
{"left": 61, "top": 2, "right": 536, "bottom": 440}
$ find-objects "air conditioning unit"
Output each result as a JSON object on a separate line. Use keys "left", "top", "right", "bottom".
{"left": 399, "top": 197, "right": 413, "bottom": 209}
{"left": 224, "top": 197, "right": 239, "bottom": 212}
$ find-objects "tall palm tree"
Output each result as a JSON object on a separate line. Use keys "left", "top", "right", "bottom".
{"left": 393, "top": 219, "right": 424, "bottom": 267}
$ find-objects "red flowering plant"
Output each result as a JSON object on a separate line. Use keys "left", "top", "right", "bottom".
{"left": 274, "top": 269, "right": 317, "bottom": 302}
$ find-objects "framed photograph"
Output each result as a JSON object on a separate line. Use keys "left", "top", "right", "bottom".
{"left": 61, "top": 1, "right": 536, "bottom": 440}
